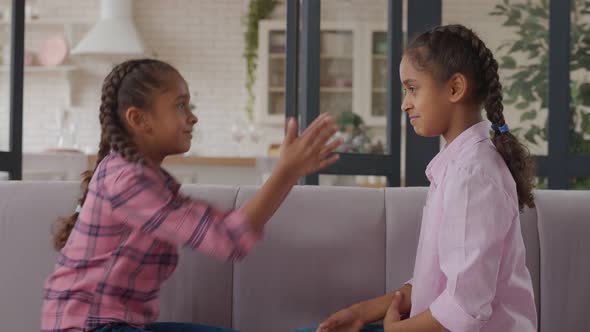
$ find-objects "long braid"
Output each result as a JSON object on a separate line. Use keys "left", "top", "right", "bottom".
{"left": 99, "top": 61, "right": 146, "bottom": 164}
{"left": 52, "top": 59, "right": 177, "bottom": 250}
{"left": 405, "top": 24, "right": 535, "bottom": 210}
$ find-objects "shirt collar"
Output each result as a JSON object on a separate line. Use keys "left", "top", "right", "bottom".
{"left": 425, "top": 121, "right": 490, "bottom": 186}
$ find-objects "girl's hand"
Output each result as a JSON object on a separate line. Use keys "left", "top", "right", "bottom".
{"left": 383, "top": 291, "right": 403, "bottom": 331}
{"left": 277, "top": 114, "right": 342, "bottom": 179}
{"left": 316, "top": 306, "right": 365, "bottom": 332}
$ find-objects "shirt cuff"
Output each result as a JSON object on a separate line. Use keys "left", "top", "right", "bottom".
{"left": 223, "top": 205, "right": 263, "bottom": 259}
{"left": 430, "top": 289, "right": 488, "bottom": 332}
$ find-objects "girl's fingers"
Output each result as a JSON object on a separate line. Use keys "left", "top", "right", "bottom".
{"left": 317, "top": 154, "right": 340, "bottom": 171}
{"left": 283, "top": 117, "right": 298, "bottom": 145}
{"left": 302, "top": 115, "right": 335, "bottom": 145}
{"left": 316, "top": 319, "right": 333, "bottom": 332}
{"left": 385, "top": 291, "right": 402, "bottom": 325}
{"left": 310, "top": 124, "right": 339, "bottom": 152}
{"left": 301, "top": 113, "right": 330, "bottom": 138}
{"left": 319, "top": 136, "right": 343, "bottom": 157}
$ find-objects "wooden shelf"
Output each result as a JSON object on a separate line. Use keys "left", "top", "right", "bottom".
{"left": 320, "top": 87, "right": 353, "bottom": 93}
{"left": 320, "top": 54, "right": 353, "bottom": 59}
{"left": 0, "top": 65, "right": 77, "bottom": 73}
{"left": 372, "top": 88, "right": 386, "bottom": 93}
{"left": 269, "top": 54, "right": 353, "bottom": 60}
{"left": 270, "top": 87, "right": 352, "bottom": 93}
{"left": 372, "top": 54, "right": 387, "bottom": 60}
{"left": 87, "top": 154, "right": 257, "bottom": 168}
{"left": 0, "top": 19, "right": 91, "bottom": 26}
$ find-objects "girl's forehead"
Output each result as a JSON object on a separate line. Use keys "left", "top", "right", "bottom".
{"left": 159, "top": 71, "right": 189, "bottom": 95}
{"left": 400, "top": 56, "right": 426, "bottom": 81}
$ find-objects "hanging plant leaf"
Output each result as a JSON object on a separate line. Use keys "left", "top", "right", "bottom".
{"left": 520, "top": 110, "right": 537, "bottom": 121}
{"left": 243, "top": 0, "right": 279, "bottom": 121}
{"left": 501, "top": 56, "right": 517, "bottom": 69}
{"left": 579, "top": 83, "right": 590, "bottom": 106}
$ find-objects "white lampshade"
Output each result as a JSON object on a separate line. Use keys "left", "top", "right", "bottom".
{"left": 71, "top": 0, "right": 145, "bottom": 55}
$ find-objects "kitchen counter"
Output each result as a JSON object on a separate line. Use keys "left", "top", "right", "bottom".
{"left": 23, "top": 152, "right": 271, "bottom": 185}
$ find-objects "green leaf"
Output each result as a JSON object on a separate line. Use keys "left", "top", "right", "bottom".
{"left": 522, "top": 88, "right": 536, "bottom": 102}
{"left": 579, "top": 83, "right": 590, "bottom": 106}
{"left": 582, "top": 114, "right": 590, "bottom": 135}
{"left": 516, "top": 101, "right": 529, "bottom": 110}
{"left": 504, "top": 96, "right": 517, "bottom": 105}
{"left": 530, "top": 6, "right": 548, "bottom": 19}
{"left": 509, "top": 40, "right": 526, "bottom": 53}
{"left": 490, "top": 4, "right": 507, "bottom": 16}
{"left": 501, "top": 56, "right": 517, "bottom": 69}
{"left": 522, "top": 21, "right": 544, "bottom": 33}
{"left": 520, "top": 111, "right": 537, "bottom": 121}
{"left": 495, "top": 4, "right": 507, "bottom": 11}
{"left": 535, "top": 83, "right": 548, "bottom": 107}
{"left": 505, "top": 9, "right": 522, "bottom": 26}
{"left": 497, "top": 42, "right": 512, "bottom": 52}
{"left": 512, "top": 70, "right": 531, "bottom": 81}
{"left": 524, "top": 130, "right": 537, "bottom": 144}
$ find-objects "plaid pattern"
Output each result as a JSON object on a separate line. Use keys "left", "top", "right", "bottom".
{"left": 41, "top": 152, "right": 259, "bottom": 331}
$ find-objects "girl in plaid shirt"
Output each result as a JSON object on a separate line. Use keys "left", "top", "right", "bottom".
{"left": 41, "top": 59, "right": 342, "bottom": 332}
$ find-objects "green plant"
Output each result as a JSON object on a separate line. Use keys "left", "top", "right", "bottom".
{"left": 334, "top": 112, "right": 382, "bottom": 154}
{"left": 490, "top": 0, "right": 590, "bottom": 189}
{"left": 243, "top": 0, "right": 279, "bottom": 121}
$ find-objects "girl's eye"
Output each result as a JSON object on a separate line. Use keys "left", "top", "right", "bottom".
{"left": 177, "top": 103, "right": 186, "bottom": 110}
{"left": 403, "top": 87, "right": 416, "bottom": 95}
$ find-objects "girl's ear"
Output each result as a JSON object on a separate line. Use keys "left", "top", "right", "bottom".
{"left": 448, "top": 72, "right": 469, "bottom": 103}
{"left": 124, "top": 107, "right": 152, "bottom": 134}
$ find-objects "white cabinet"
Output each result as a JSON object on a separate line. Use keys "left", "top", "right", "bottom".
{"left": 256, "top": 20, "right": 394, "bottom": 128}
{"left": 0, "top": 19, "right": 91, "bottom": 108}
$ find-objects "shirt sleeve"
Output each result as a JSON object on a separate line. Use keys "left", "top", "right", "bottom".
{"left": 108, "top": 164, "right": 260, "bottom": 261}
{"left": 429, "top": 166, "right": 516, "bottom": 332}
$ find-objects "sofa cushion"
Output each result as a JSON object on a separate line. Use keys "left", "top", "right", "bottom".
{"left": 158, "top": 185, "right": 238, "bottom": 328}
{"left": 535, "top": 190, "right": 590, "bottom": 332}
{"left": 384, "top": 187, "right": 428, "bottom": 292}
{"left": 0, "top": 181, "right": 79, "bottom": 332}
{"left": 232, "top": 186, "right": 387, "bottom": 332}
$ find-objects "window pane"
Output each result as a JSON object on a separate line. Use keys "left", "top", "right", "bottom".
{"left": 444, "top": 0, "right": 550, "bottom": 156}
{"left": 0, "top": 2, "right": 13, "bottom": 151}
{"left": 320, "top": 174, "right": 387, "bottom": 188}
{"left": 570, "top": 0, "right": 590, "bottom": 155}
{"left": 535, "top": 176, "right": 548, "bottom": 190}
{"left": 570, "top": 177, "right": 590, "bottom": 190}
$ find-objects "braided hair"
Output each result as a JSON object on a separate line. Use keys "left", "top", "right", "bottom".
{"left": 52, "top": 59, "right": 178, "bottom": 250}
{"left": 405, "top": 24, "right": 535, "bottom": 211}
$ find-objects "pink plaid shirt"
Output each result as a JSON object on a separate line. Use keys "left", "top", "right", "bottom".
{"left": 41, "top": 152, "right": 259, "bottom": 331}
{"left": 408, "top": 121, "right": 537, "bottom": 331}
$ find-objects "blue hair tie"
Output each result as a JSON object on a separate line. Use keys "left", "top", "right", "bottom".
{"left": 492, "top": 123, "right": 510, "bottom": 134}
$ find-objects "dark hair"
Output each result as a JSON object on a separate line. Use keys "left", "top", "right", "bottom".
{"left": 405, "top": 24, "right": 535, "bottom": 211}
{"left": 52, "top": 59, "right": 179, "bottom": 250}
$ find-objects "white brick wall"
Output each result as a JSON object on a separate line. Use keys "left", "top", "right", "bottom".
{"left": 0, "top": 0, "right": 547, "bottom": 156}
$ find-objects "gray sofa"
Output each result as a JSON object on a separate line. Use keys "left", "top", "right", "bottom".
{"left": 0, "top": 182, "right": 588, "bottom": 332}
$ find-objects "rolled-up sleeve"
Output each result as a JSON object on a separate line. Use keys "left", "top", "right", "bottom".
{"left": 430, "top": 166, "right": 515, "bottom": 331}
{"left": 108, "top": 164, "right": 260, "bottom": 261}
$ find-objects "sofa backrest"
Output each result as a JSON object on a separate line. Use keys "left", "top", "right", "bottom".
{"left": 0, "top": 182, "right": 588, "bottom": 332}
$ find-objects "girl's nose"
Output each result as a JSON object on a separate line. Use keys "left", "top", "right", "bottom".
{"left": 188, "top": 110, "right": 198, "bottom": 124}
{"left": 401, "top": 98, "right": 412, "bottom": 113}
